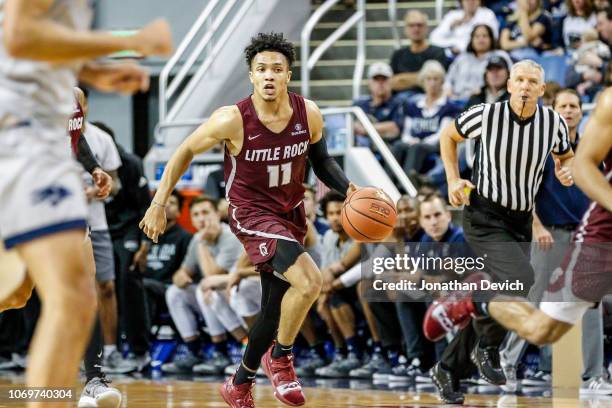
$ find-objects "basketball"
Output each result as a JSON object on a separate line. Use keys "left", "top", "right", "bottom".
{"left": 341, "top": 187, "right": 397, "bottom": 242}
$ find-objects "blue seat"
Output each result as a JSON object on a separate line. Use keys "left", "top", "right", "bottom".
{"left": 534, "top": 55, "right": 569, "bottom": 87}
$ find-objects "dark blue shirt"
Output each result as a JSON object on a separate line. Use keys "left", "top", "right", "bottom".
{"left": 418, "top": 224, "right": 467, "bottom": 276}
{"left": 503, "top": 12, "right": 553, "bottom": 52}
{"left": 403, "top": 95, "right": 462, "bottom": 142}
{"left": 353, "top": 94, "right": 405, "bottom": 137}
{"left": 535, "top": 140, "right": 590, "bottom": 226}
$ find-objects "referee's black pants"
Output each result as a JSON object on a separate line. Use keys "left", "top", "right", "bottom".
{"left": 440, "top": 193, "right": 535, "bottom": 378}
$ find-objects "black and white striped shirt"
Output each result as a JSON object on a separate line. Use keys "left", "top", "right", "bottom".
{"left": 455, "top": 101, "right": 571, "bottom": 211}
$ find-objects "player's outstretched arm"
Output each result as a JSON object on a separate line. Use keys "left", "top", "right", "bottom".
{"left": 4, "top": 0, "right": 172, "bottom": 62}
{"left": 305, "top": 99, "right": 354, "bottom": 197}
{"left": 573, "top": 88, "right": 612, "bottom": 212}
{"left": 140, "top": 106, "right": 241, "bottom": 242}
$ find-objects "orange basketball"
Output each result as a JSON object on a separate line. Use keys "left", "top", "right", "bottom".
{"left": 341, "top": 187, "right": 397, "bottom": 242}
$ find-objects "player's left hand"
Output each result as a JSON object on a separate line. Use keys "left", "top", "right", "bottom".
{"left": 92, "top": 168, "right": 112, "bottom": 199}
{"left": 139, "top": 203, "right": 167, "bottom": 243}
{"left": 554, "top": 158, "right": 574, "bottom": 186}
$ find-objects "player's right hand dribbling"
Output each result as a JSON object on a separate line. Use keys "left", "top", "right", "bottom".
{"left": 139, "top": 204, "right": 167, "bottom": 243}
{"left": 448, "top": 178, "right": 475, "bottom": 207}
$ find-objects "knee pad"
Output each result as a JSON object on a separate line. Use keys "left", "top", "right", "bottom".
{"left": 268, "top": 240, "right": 305, "bottom": 274}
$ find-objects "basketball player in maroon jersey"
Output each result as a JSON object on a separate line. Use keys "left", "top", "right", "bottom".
{"left": 422, "top": 87, "right": 612, "bottom": 348}
{"left": 140, "top": 33, "right": 356, "bottom": 408}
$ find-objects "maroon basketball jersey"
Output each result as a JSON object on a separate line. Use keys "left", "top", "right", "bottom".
{"left": 224, "top": 92, "right": 310, "bottom": 214}
{"left": 575, "top": 149, "right": 612, "bottom": 243}
{"left": 68, "top": 100, "right": 84, "bottom": 155}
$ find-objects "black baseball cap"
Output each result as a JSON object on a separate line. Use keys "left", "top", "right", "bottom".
{"left": 486, "top": 55, "right": 509, "bottom": 70}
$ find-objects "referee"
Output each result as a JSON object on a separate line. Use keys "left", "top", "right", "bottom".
{"left": 431, "top": 60, "right": 574, "bottom": 404}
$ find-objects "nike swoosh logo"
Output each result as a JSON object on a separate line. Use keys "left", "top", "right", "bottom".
{"left": 97, "top": 351, "right": 103, "bottom": 359}
{"left": 248, "top": 134, "right": 262, "bottom": 141}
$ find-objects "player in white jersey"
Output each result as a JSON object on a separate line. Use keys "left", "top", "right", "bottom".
{"left": 0, "top": 1, "right": 172, "bottom": 405}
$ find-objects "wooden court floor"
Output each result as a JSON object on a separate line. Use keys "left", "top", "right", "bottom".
{"left": 0, "top": 376, "right": 607, "bottom": 408}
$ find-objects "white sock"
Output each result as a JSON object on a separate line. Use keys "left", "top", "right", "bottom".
{"left": 104, "top": 345, "right": 117, "bottom": 358}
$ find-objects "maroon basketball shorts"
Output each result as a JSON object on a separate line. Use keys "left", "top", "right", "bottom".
{"left": 540, "top": 230, "right": 612, "bottom": 324}
{"left": 228, "top": 202, "right": 307, "bottom": 271}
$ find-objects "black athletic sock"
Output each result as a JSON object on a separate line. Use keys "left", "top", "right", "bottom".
{"left": 346, "top": 336, "right": 358, "bottom": 355}
{"left": 314, "top": 342, "right": 327, "bottom": 359}
{"left": 84, "top": 316, "right": 103, "bottom": 382}
{"left": 185, "top": 338, "right": 201, "bottom": 356}
{"left": 234, "top": 362, "right": 257, "bottom": 385}
{"left": 271, "top": 341, "right": 293, "bottom": 359}
{"left": 214, "top": 339, "right": 228, "bottom": 355}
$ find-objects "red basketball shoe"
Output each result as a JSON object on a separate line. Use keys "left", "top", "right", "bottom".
{"left": 219, "top": 374, "right": 255, "bottom": 408}
{"left": 261, "top": 346, "right": 305, "bottom": 406}
{"left": 423, "top": 294, "right": 478, "bottom": 341}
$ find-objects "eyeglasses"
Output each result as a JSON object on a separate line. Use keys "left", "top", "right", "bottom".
{"left": 406, "top": 23, "right": 426, "bottom": 28}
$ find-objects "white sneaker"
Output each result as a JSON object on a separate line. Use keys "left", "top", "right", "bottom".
{"left": 580, "top": 376, "right": 612, "bottom": 395}
{"left": 224, "top": 362, "right": 240, "bottom": 375}
{"left": 500, "top": 365, "right": 518, "bottom": 392}
{"left": 78, "top": 376, "right": 122, "bottom": 408}
{"left": 521, "top": 370, "right": 552, "bottom": 386}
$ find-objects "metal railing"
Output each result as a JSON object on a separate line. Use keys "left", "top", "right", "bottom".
{"left": 300, "top": 0, "right": 366, "bottom": 100}
{"left": 158, "top": 0, "right": 255, "bottom": 123}
{"left": 388, "top": 0, "right": 401, "bottom": 50}
{"left": 320, "top": 106, "right": 417, "bottom": 196}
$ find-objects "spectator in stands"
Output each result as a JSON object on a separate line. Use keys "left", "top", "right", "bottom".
{"left": 97, "top": 122, "right": 152, "bottom": 370}
{"left": 313, "top": 191, "right": 363, "bottom": 378}
{"left": 303, "top": 184, "right": 329, "bottom": 237}
{"left": 566, "top": 28, "right": 608, "bottom": 100}
{"left": 542, "top": 80, "right": 563, "bottom": 105}
{"left": 596, "top": 4, "right": 612, "bottom": 47}
{"left": 359, "top": 196, "right": 431, "bottom": 382}
{"left": 430, "top": 0, "right": 500, "bottom": 55}
{"left": 595, "top": 0, "right": 610, "bottom": 10}
{"left": 564, "top": 0, "right": 597, "bottom": 52}
{"left": 162, "top": 196, "right": 246, "bottom": 375}
{"left": 445, "top": 24, "right": 512, "bottom": 101}
{"left": 390, "top": 10, "right": 449, "bottom": 94}
{"left": 392, "top": 60, "right": 462, "bottom": 179}
{"left": 500, "top": 0, "right": 553, "bottom": 60}
{"left": 140, "top": 191, "right": 192, "bottom": 335}
{"left": 353, "top": 62, "right": 404, "bottom": 147}
{"left": 466, "top": 55, "right": 511, "bottom": 107}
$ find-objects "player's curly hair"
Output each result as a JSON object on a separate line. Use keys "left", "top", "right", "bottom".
{"left": 244, "top": 32, "right": 295, "bottom": 68}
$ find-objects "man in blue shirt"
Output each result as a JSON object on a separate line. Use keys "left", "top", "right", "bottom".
{"left": 353, "top": 62, "right": 405, "bottom": 147}
{"left": 400, "top": 194, "right": 465, "bottom": 382}
{"left": 499, "top": 89, "right": 612, "bottom": 395}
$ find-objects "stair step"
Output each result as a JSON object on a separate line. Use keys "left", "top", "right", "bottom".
{"left": 312, "top": 1, "right": 456, "bottom": 23}
{"left": 310, "top": 21, "right": 437, "bottom": 41}
{"left": 293, "top": 59, "right": 395, "bottom": 81}
{"left": 295, "top": 39, "right": 399, "bottom": 60}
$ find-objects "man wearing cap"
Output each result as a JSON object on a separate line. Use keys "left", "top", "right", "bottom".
{"left": 353, "top": 62, "right": 405, "bottom": 147}
{"left": 466, "top": 56, "right": 511, "bottom": 108}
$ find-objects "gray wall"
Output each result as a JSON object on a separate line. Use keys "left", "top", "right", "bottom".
{"left": 88, "top": 0, "right": 212, "bottom": 152}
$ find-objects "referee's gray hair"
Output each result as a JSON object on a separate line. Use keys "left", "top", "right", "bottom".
{"left": 510, "top": 59, "right": 545, "bottom": 83}
{"left": 418, "top": 60, "right": 446, "bottom": 85}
